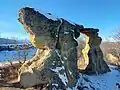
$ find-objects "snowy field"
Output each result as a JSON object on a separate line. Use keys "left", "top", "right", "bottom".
{"left": 54, "top": 65, "right": 120, "bottom": 90}
{"left": 85, "top": 69, "right": 119, "bottom": 90}
{"left": 75, "top": 65, "right": 120, "bottom": 90}
{"left": 0, "top": 48, "right": 37, "bottom": 62}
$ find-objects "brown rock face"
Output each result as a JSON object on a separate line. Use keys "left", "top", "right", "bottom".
{"left": 18, "top": 7, "right": 83, "bottom": 89}
{"left": 81, "top": 28, "right": 110, "bottom": 74}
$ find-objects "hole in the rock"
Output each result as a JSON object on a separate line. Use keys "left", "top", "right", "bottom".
{"left": 77, "top": 33, "right": 88, "bottom": 70}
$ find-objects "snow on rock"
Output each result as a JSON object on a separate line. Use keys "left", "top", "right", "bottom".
{"left": 36, "top": 9, "right": 58, "bottom": 21}
{"left": 64, "top": 31, "right": 70, "bottom": 35}
{"left": 50, "top": 66, "right": 69, "bottom": 87}
{"left": 52, "top": 83, "right": 59, "bottom": 87}
{"left": 36, "top": 8, "right": 79, "bottom": 26}
{"left": 53, "top": 50, "right": 69, "bottom": 87}
{"left": 67, "top": 20, "right": 76, "bottom": 25}
{"left": 55, "top": 50, "right": 64, "bottom": 64}
{"left": 50, "top": 66, "right": 64, "bottom": 73}
{"left": 63, "top": 56, "right": 67, "bottom": 60}
{"left": 59, "top": 72, "right": 68, "bottom": 86}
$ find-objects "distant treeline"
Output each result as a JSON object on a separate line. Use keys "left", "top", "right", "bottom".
{"left": 0, "top": 38, "right": 20, "bottom": 44}
{"left": 0, "top": 44, "right": 34, "bottom": 51}
{"left": 0, "top": 37, "right": 30, "bottom": 44}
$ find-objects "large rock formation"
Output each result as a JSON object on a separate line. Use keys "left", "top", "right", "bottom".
{"left": 18, "top": 7, "right": 110, "bottom": 89}
{"left": 18, "top": 7, "right": 83, "bottom": 89}
{"left": 81, "top": 28, "right": 110, "bottom": 74}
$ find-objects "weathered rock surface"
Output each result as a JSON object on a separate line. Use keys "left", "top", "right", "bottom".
{"left": 18, "top": 7, "right": 110, "bottom": 89}
{"left": 18, "top": 7, "right": 83, "bottom": 89}
{"left": 81, "top": 28, "right": 111, "bottom": 74}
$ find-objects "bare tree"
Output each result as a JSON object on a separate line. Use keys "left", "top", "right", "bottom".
{"left": 22, "top": 39, "right": 29, "bottom": 63}
{"left": 113, "top": 30, "right": 120, "bottom": 59}
{"left": 6, "top": 38, "right": 30, "bottom": 82}
{"left": 113, "top": 30, "right": 120, "bottom": 41}
{"left": 103, "top": 30, "right": 120, "bottom": 67}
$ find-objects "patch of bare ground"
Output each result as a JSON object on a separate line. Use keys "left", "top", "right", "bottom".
{"left": 0, "top": 62, "right": 48, "bottom": 90}
{"left": 0, "top": 62, "right": 24, "bottom": 90}
{"left": 0, "top": 75, "right": 36, "bottom": 90}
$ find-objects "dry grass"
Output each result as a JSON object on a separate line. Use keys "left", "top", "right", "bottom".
{"left": 0, "top": 62, "right": 22, "bottom": 90}
{"left": 0, "top": 62, "right": 48, "bottom": 90}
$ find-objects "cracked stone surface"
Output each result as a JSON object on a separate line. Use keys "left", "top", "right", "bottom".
{"left": 18, "top": 7, "right": 110, "bottom": 89}
{"left": 81, "top": 28, "right": 110, "bottom": 74}
{"left": 18, "top": 7, "right": 83, "bottom": 89}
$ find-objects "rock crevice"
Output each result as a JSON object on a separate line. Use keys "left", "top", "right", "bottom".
{"left": 18, "top": 7, "right": 110, "bottom": 89}
{"left": 18, "top": 7, "right": 82, "bottom": 89}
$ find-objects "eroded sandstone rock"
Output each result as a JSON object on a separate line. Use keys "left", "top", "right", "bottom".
{"left": 81, "top": 28, "right": 110, "bottom": 74}
{"left": 18, "top": 7, "right": 110, "bottom": 89}
{"left": 18, "top": 7, "right": 83, "bottom": 89}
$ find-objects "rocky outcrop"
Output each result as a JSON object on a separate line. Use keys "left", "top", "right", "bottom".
{"left": 18, "top": 7, "right": 110, "bottom": 89}
{"left": 81, "top": 28, "right": 110, "bottom": 74}
{"left": 18, "top": 7, "right": 83, "bottom": 89}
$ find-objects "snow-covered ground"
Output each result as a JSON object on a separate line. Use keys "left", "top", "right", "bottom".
{"left": 51, "top": 65, "right": 120, "bottom": 90}
{"left": 0, "top": 48, "right": 37, "bottom": 62}
{"left": 76, "top": 65, "right": 120, "bottom": 90}
{"left": 50, "top": 65, "right": 120, "bottom": 90}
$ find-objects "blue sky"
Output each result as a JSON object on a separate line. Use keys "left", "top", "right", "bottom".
{"left": 0, "top": 0, "right": 120, "bottom": 40}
